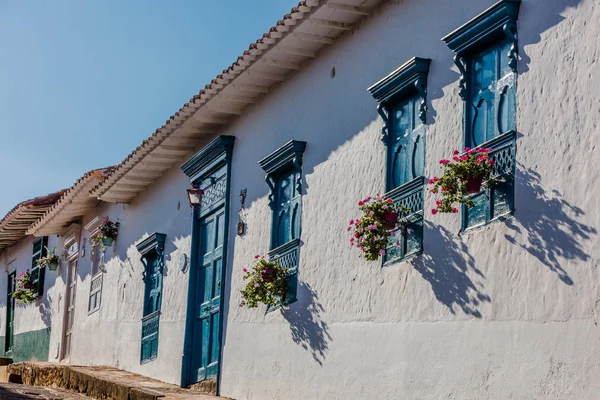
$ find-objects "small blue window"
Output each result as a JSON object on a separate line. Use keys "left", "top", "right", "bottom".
{"left": 369, "top": 57, "right": 430, "bottom": 264}
{"left": 136, "top": 233, "right": 166, "bottom": 363}
{"left": 259, "top": 140, "right": 306, "bottom": 308}
{"left": 443, "top": 0, "right": 520, "bottom": 230}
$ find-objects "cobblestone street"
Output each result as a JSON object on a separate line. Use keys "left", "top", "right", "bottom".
{"left": 0, "top": 383, "right": 91, "bottom": 400}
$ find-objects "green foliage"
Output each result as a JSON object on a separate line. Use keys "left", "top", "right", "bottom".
{"left": 349, "top": 195, "right": 410, "bottom": 261}
{"left": 240, "top": 256, "right": 288, "bottom": 308}
{"left": 429, "top": 147, "right": 495, "bottom": 214}
{"left": 91, "top": 219, "right": 120, "bottom": 250}
{"left": 36, "top": 247, "right": 60, "bottom": 268}
{"left": 13, "top": 270, "right": 36, "bottom": 304}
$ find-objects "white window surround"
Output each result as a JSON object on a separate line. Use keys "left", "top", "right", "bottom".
{"left": 84, "top": 217, "right": 106, "bottom": 315}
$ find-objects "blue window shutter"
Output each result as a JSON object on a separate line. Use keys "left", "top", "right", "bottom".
{"left": 369, "top": 57, "right": 430, "bottom": 264}
{"left": 136, "top": 233, "right": 166, "bottom": 363}
{"left": 443, "top": 0, "right": 520, "bottom": 230}
{"left": 259, "top": 140, "right": 306, "bottom": 309}
{"left": 31, "top": 236, "right": 48, "bottom": 297}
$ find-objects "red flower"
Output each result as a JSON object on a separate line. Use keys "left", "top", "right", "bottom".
{"left": 357, "top": 200, "right": 364, "bottom": 206}
{"left": 465, "top": 147, "right": 471, "bottom": 152}
{"left": 431, "top": 208, "right": 438, "bottom": 215}
{"left": 453, "top": 156, "right": 460, "bottom": 162}
{"left": 354, "top": 232, "right": 359, "bottom": 238}
{"left": 453, "top": 149, "right": 460, "bottom": 155}
{"left": 460, "top": 155, "right": 469, "bottom": 161}
{"left": 452, "top": 208, "right": 458, "bottom": 214}
{"left": 439, "top": 159, "right": 450, "bottom": 165}
{"left": 435, "top": 200, "right": 442, "bottom": 207}
{"left": 442, "top": 186, "right": 449, "bottom": 192}
{"left": 386, "top": 198, "right": 393, "bottom": 203}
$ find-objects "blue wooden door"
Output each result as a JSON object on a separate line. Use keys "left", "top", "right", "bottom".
{"left": 189, "top": 207, "right": 225, "bottom": 383}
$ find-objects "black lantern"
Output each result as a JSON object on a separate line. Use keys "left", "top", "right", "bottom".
{"left": 187, "top": 185, "right": 204, "bottom": 208}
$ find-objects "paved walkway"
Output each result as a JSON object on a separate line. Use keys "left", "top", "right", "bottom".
{"left": 0, "top": 382, "right": 92, "bottom": 400}
{"left": 6, "top": 363, "right": 226, "bottom": 400}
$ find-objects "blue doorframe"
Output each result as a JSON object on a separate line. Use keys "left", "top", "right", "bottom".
{"left": 180, "top": 136, "right": 234, "bottom": 393}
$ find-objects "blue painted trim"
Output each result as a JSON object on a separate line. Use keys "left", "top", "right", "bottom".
{"left": 441, "top": 0, "right": 520, "bottom": 56}
{"left": 258, "top": 140, "right": 307, "bottom": 176}
{"left": 181, "top": 135, "right": 235, "bottom": 182}
{"left": 180, "top": 136, "right": 235, "bottom": 394}
{"left": 368, "top": 57, "right": 431, "bottom": 106}
{"left": 136, "top": 232, "right": 166, "bottom": 257}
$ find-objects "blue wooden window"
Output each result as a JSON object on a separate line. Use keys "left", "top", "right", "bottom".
{"left": 443, "top": 0, "right": 520, "bottom": 230}
{"left": 259, "top": 140, "right": 306, "bottom": 308}
{"left": 31, "top": 236, "right": 48, "bottom": 297}
{"left": 368, "top": 57, "right": 431, "bottom": 263}
{"left": 136, "top": 233, "right": 166, "bottom": 363}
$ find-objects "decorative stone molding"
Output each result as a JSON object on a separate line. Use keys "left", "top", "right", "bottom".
{"left": 181, "top": 135, "right": 235, "bottom": 183}
{"left": 259, "top": 140, "right": 307, "bottom": 209}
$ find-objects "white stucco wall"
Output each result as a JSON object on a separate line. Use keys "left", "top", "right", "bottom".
{"left": 216, "top": 0, "right": 600, "bottom": 399}
{"left": 43, "top": 167, "right": 193, "bottom": 384}
{"left": 0, "top": 234, "right": 61, "bottom": 360}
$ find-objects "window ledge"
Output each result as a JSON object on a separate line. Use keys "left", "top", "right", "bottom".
{"left": 383, "top": 250, "right": 423, "bottom": 268}
{"left": 460, "top": 211, "right": 514, "bottom": 236}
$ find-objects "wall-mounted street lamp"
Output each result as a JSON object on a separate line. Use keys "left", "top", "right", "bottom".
{"left": 186, "top": 185, "right": 204, "bottom": 208}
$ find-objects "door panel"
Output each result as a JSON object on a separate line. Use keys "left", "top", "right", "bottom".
{"left": 62, "top": 260, "right": 78, "bottom": 359}
{"left": 189, "top": 208, "right": 225, "bottom": 384}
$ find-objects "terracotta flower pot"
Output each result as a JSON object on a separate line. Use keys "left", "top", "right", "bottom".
{"left": 102, "top": 236, "right": 114, "bottom": 247}
{"left": 23, "top": 281, "right": 33, "bottom": 289}
{"left": 465, "top": 176, "right": 484, "bottom": 194}
{"left": 383, "top": 212, "right": 399, "bottom": 230}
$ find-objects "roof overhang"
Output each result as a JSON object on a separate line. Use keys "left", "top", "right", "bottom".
{"left": 0, "top": 191, "right": 66, "bottom": 252}
{"left": 27, "top": 167, "right": 114, "bottom": 237}
{"left": 90, "top": 0, "right": 382, "bottom": 204}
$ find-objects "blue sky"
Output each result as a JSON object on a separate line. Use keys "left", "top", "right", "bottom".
{"left": 0, "top": 1, "right": 297, "bottom": 216}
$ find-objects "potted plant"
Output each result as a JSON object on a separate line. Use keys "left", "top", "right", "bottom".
{"left": 240, "top": 255, "right": 288, "bottom": 308}
{"left": 92, "top": 219, "right": 120, "bottom": 249}
{"left": 348, "top": 195, "right": 410, "bottom": 261}
{"left": 429, "top": 147, "right": 495, "bottom": 215}
{"left": 13, "top": 270, "right": 37, "bottom": 304}
{"left": 37, "top": 247, "right": 60, "bottom": 271}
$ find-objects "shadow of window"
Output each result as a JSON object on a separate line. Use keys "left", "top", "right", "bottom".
{"left": 281, "top": 282, "right": 331, "bottom": 365}
{"left": 412, "top": 222, "right": 490, "bottom": 318}
{"left": 503, "top": 165, "right": 596, "bottom": 285}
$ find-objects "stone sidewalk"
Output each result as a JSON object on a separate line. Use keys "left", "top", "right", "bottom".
{"left": 5, "top": 363, "right": 227, "bottom": 400}
{"left": 0, "top": 382, "right": 92, "bottom": 399}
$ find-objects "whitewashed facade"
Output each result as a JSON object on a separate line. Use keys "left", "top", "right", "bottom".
{"left": 1, "top": 0, "right": 599, "bottom": 399}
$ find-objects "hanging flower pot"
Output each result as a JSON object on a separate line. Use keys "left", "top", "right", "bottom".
{"left": 37, "top": 247, "right": 60, "bottom": 272}
{"left": 465, "top": 176, "right": 484, "bottom": 194}
{"left": 383, "top": 212, "right": 399, "bottom": 230}
{"left": 349, "top": 195, "right": 410, "bottom": 261}
{"left": 14, "top": 271, "right": 36, "bottom": 304}
{"left": 23, "top": 280, "right": 33, "bottom": 289}
{"left": 101, "top": 236, "right": 114, "bottom": 247}
{"left": 429, "top": 147, "right": 495, "bottom": 215}
{"left": 47, "top": 261, "right": 59, "bottom": 272}
{"left": 240, "top": 255, "right": 288, "bottom": 308}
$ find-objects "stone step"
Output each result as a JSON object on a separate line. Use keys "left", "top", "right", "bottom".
{"left": 6, "top": 362, "right": 227, "bottom": 400}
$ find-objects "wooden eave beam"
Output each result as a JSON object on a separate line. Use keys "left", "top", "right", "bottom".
{"left": 263, "top": 58, "right": 301, "bottom": 70}
{"left": 309, "top": 18, "right": 352, "bottom": 31}
{"left": 278, "top": 46, "right": 317, "bottom": 58}
{"left": 294, "top": 32, "right": 335, "bottom": 44}
{"left": 327, "top": 2, "right": 371, "bottom": 16}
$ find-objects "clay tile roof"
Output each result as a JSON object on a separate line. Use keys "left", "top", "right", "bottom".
{"left": 0, "top": 190, "right": 67, "bottom": 252}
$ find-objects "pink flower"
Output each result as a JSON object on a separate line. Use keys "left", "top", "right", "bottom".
{"left": 349, "top": 219, "right": 354, "bottom": 225}
{"left": 358, "top": 228, "right": 364, "bottom": 233}
{"left": 357, "top": 200, "right": 364, "bottom": 206}
{"left": 435, "top": 200, "right": 442, "bottom": 207}
{"left": 431, "top": 208, "right": 438, "bottom": 215}
{"left": 488, "top": 160, "right": 496, "bottom": 165}
{"left": 453, "top": 156, "right": 460, "bottom": 162}
{"left": 347, "top": 226, "right": 352, "bottom": 232}
{"left": 439, "top": 159, "right": 450, "bottom": 165}
{"left": 396, "top": 241, "right": 401, "bottom": 246}
{"left": 467, "top": 149, "right": 475, "bottom": 155}
{"left": 453, "top": 149, "right": 460, "bottom": 155}
{"left": 242, "top": 268, "right": 248, "bottom": 273}
{"left": 382, "top": 205, "right": 388, "bottom": 210}
{"left": 476, "top": 148, "right": 487, "bottom": 153}
{"left": 379, "top": 249, "right": 386, "bottom": 256}
{"left": 442, "top": 187, "right": 449, "bottom": 192}
{"left": 356, "top": 219, "right": 361, "bottom": 224}
{"left": 465, "top": 147, "right": 471, "bottom": 152}
{"left": 273, "top": 255, "right": 280, "bottom": 259}
{"left": 254, "top": 283, "right": 260, "bottom": 288}
{"left": 452, "top": 208, "right": 458, "bottom": 214}
{"left": 460, "top": 155, "right": 469, "bottom": 161}
{"left": 387, "top": 198, "right": 393, "bottom": 203}
{"left": 354, "top": 232, "right": 360, "bottom": 238}
{"left": 364, "top": 196, "right": 371, "bottom": 202}
{"left": 254, "top": 255, "right": 260, "bottom": 259}
{"left": 369, "top": 211, "right": 375, "bottom": 216}
{"left": 428, "top": 178, "right": 435, "bottom": 184}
